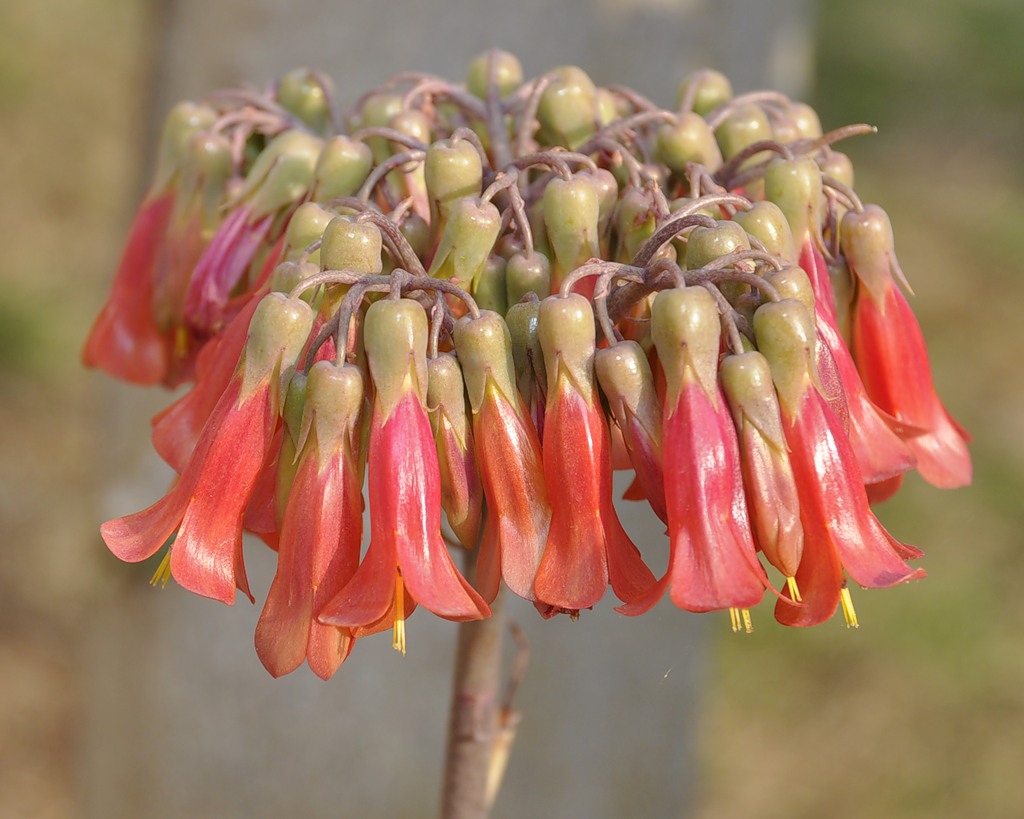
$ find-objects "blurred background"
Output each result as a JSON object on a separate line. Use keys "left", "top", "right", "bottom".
{"left": 1, "top": 0, "right": 1021, "bottom": 816}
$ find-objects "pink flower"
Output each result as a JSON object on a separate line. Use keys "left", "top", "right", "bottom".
{"left": 99, "top": 293, "right": 314, "bottom": 604}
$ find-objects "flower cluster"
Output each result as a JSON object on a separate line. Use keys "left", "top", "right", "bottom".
{"left": 87, "top": 54, "right": 970, "bottom": 678}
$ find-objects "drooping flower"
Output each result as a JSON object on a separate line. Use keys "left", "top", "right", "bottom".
{"left": 100, "top": 293, "right": 315, "bottom": 604}
{"left": 255, "top": 360, "right": 366, "bottom": 679}
{"left": 620, "top": 286, "right": 768, "bottom": 616}
{"left": 453, "top": 310, "right": 551, "bottom": 603}
{"left": 319, "top": 299, "right": 489, "bottom": 650}
{"left": 843, "top": 204, "right": 972, "bottom": 489}
{"left": 753, "top": 298, "right": 925, "bottom": 627}
{"left": 533, "top": 294, "right": 656, "bottom": 613}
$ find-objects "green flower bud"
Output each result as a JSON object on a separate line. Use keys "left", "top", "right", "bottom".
{"left": 587, "top": 167, "right": 620, "bottom": 236}
{"left": 751, "top": 298, "right": 817, "bottom": 412}
{"left": 790, "top": 102, "right": 822, "bottom": 140}
{"left": 651, "top": 286, "right": 721, "bottom": 402}
{"left": 284, "top": 202, "right": 334, "bottom": 264}
{"left": 472, "top": 254, "right": 508, "bottom": 316}
{"left": 241, "top": 293, "right": 315, "bottom": 403}
{"left": 817, "top": 150, "right": 854, "bottom": 190}
{"left": 424, "top": 138, "right": 483, "bottom": 233}
{"left": 733, "top": 201, "right": 797, "bottom": 263}
{"left": 685, "top": 220, "right": 750, "bottom": 269}
{"left": 506, "top": 250, "right": 552, "bottom": 305}
{"left": 358, "top": 93, "right": 403, "bottom": 162}
{"left": 269, "top": 260, "right": 318, "bottom": 295}
{"left": 453, "top": 311, "right": 518, "bottom": 412}
{"left": 466, "top": 50, "right": 523, "bottom": 99}
{"left": 320, "top": 216, "right": 383, "bottom": 274}
{"left": 840, "top": 204, "right": 901, "bottom": 304}
{"left": 426, "top": 197, "right": 502, "bottom": 288}
{"left": 542, "top": 174, "right": 600, "bottom": 284}
{"left": 236, "top": 130, "right": 323, "bottom": 218}
{"left": 152, "top": 101, "right": 217, "bottom": 194}
{"left": 537, "top": 293, "right": 596, "bottom": 400}
{"left": 763, "top": 265, "right": 816, "bottom": 315}
{"left": 505, "top": 298, "right": 547, "bottom": 414}
{"left": 714, "top": 103, "right": 772, "bottom": 162}
{"left": 312, "top": 136, "right": 373, "bottom": 200}
{"left": 364, "top": 298, "right": 429, "bottom": 414}
{"left": 676, "top": 69, "right": 732, "bottom": 117}
{"left": 655, "top": 112, "right": 723, "bottom": 174}
{"left": 595, "top": 87, "right": 619, "bottom": 127}
{"left": 400, "top": 212, "right": 431, "bottom": 264}
{"left": 594, "top": 340, "right": 660, "bottom": 437}
{"left": 763, "top": 156, "right": 823, "bottom": 243}
{"left": 277, "top": 68, "right": 333, "bottom": 134}
{"left": 614, "top": 187, "right": 658, "bottom": 264}
{"left": 537, "top": 66, "right": 598, "bottom": 149}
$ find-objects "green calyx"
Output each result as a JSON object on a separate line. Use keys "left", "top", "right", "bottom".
{"left": 655, "top": 113, "right": 723, "bottom": 174}
{"left": 301, "top": 360, "right": 366, "bottom": 465}
{"left": 426, "top": 353, "right": 470, "bottom": 445}
{"left": 751, "top": 298, "right": 817, "bottom": 415}
{"left": 505, "top": 250, "right": 552, "bottom": 307}
{"left": 277, "top": 68, "right": 334, "bottom": 134}
{"left": 363, "top": 298, "right": 429, "bottom": 416}
{"left": 241, "top": 293, "right": 315, "bottom": 404}
{"left": 151, "top": 101, "right": 217, "bottom": 195}
{"left": 733, "top": 201, "right": 797, "bottom": 264}
{"left": 719, "top": 350, "right": 787, "bottom": 450}
{"left": 840, "top": 204, "right": 901, "bottom": 304}
{"left": 472, "top": 254, "right": 508, "bottom": 316}
{"left": 312, "top": 136, "right": 373, "bottom": 201}
{"left": 676, "top": 69, "right": 733, "bottom": 117}
{"left": 715, "top": 103, "right": 772, "bottom": 163}
{"left": 234, "top": 130, "right": 324, "bottom": 218}
{"left": 427, "top": 197, "right": 502, "bottom": 288}
{"left": 453, "top": 311, "right": 517, "bottom": 413}
{"left": 505, "top": 299, "right": 547, "bottom": 411}
{"left": 425, "top": 138, "right": 484, "bottom": 232}
{"left": 537, "top": 294, "right": 596, "bottom": 401}
{"left": 763, "top": 156, "right": 823, "bottom": 243}
{"left": 542, "top": 174, "right": 600, "bottom": 280}
{"left": 594, "top": 340, "right": 661, "bottom": 439}
{"left": 467, "top": 50, "right": 523, "bottom": 99}
{"left": 763, "top": 265, "right": 816, "bottom": 315}
{"left": 651, "top": 286, "right": 721, "bottom": 404}
{"left": 320, "top": 216, "right": 383, "bottom": 275}
{"left": 537, "top": 66, "right": 598, "bottom": 150}
{"left": 269, "top": 260, "right": 318, "bottom": 295}
{"left": 284, "top": 203, "right": 334, "bottom": 264}
{"left": 685, "top": 220, "right": 751, "bottom": 270}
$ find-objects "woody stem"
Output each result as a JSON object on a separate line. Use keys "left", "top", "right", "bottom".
{"left": 441, "top": 548, "right": 506, "bottom": 819}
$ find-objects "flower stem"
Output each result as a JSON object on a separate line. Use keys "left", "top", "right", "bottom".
{"left": 441, "top": 548, "right": 505, "bottom": 819}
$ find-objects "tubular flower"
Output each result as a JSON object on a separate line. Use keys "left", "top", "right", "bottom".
{"left": 100, "top": 293, "right": 315, "bottom": 603}
{"left": 754, "top": 299, "right": 925, "bottom": 627}
{"left": 720, "top": 351, "right": 803, "bottom": 581}
{"left": 843, "top": 205, "right": 972, "bottom": 489}
{"left": 454, "top": 310, "right": 551, "bottom": 603}
{"left": 533, "top": 294, "right": 656, "bottom": 613}
{"left": 595, "top": 340, "right": 667, "bottom": 525}
{"left": 620, "top": 287, "right": 768, "bottom": 616}
{"left": 255, "top": 360, "right": 366, "bottom": 679}
{"left": 320, "top": 299, "right": 489, "bottom": 649}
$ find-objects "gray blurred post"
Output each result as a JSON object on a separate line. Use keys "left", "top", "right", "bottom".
{"left": 83, "top": 2, "right": 812, "bottom": 817}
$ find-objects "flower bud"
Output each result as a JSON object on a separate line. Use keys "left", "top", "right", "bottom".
{"left": 302, "top": 359, "right": 366, "bottom": 465}
{"left": 283, "top": 202, "right": 333, "bottom": 264}
{"left": 151, "top": 102, "right": 218, "bottom": 194}
{"left": 358, "top": 93, "right": 403, "bottom": 162}
{"left": 537, "top": 66, "right": 598, "bottom": 149}
{"left": 472, "top": 254, "right": 508, "bottom": 316}
{"left": 269, "top": 260, "right": 318, "bottom": 295}
{"left": 320, "top": 216, "right": 383, "bottom": 274}
{"left": 453, "top": 311, "right": 518, "bottom": 412}
{"left": 364, "top": 298, "right": 429, "bottom": 415}
{"left": 655, "top": 113, "right": 723, "bottom": 174}
{"left": 538, "top": 293, "right": 596, "bottom": 401}
{"left": 466, "top": 50, "right": 523, "bottom": 99}
{"left": 752, "top": 298, "right": 816, "bottom": 413}
{"left": 733, "top": 201, "right": 797, "bottom": 264}
{"left": 817, "top": 150, "right": 854, "bottom": 190}
{"left": 506, "top": 250, "right": 552, "bottom": 305}
{"left": 840, "top": 204, "right": 903, "bottom": 304}
{"left": 685, "top": 220, "right": 750, "bottom": 269}
{"left": 235, "top": 130, "right": 324, "bottom": 218}
{"left": 763, "top": 156, "right": 824, "bottom": 243}
{"left": 715, "top": 103, "right": 772, "bottom": 162}
{"left": 676, "top": 69, "right": 732, "bottom": 116}
{"left": 542, "top": 174, "right": 600, "bottom": 286}
{"left": 241, "top": 293, "right": 316, "bottom": 403}
{"left": 614, "top": 187, "right": 658, "bottom": 264}
{"left": 425, "top": 137, "right": 484, "bottom": 231}
{"left": 651, "top": 286, "right": 721, "bottom": 403}
{"left": 312, "top": 136, "right": 373, "bottom": 200}
{"left": 763, "top": 265, "right": 816, "bottom": 315}
{"left": 426, "top": 197, "right": 502, "bottom": 287}
{"left": 277, "top": 68, "right": 333, "bottom": 134}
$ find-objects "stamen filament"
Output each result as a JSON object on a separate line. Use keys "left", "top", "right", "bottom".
{"left": 150, "top": 550, "right": 172, "bottom": 588}
{"left": 786, "top": 576, "right": 802, "bottom": 602}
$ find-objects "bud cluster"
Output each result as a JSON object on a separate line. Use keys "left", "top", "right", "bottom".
{"left": 87, "top": 55, "right": 970, "bottom": 678}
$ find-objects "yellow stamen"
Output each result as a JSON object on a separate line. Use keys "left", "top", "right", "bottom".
{"left": 840, "top": 585, "right": 860, "bottom": 629}
{"left": 741, "top": 608, "right": 753, "bottom": 634}
{"left": 392, "top": 573, "right": 407, "bottom": 655}
{"left": 149, "top": 550, "right": 172, "bottom": 588}
{"left": 730, "top": 607, "right": 741, "bottom": 632}
{"left": 786, "top": 576, "right": 802, "bottom": 602}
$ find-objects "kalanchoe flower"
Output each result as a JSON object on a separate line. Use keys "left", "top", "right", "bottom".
{"left": 542, "top": 173, "right": 600, "bottom": 291}
{"left": 843, "top": 204, "right": 972, "bottom": 489}
{"left": 100, "top": 292, "right": 315, "bottom": 603}
{"left": 620, "top": 286, "right": 768, "bottom": 616}
{"left": 454, "top": 310, "right": 551, "bottom": 603}
{"left": 753, "top": 298, "right": 925, "bottom": 627}
{"left": 183, "top": 130, "right": 323, "bottom": 335}
{"left": 533, "top": 294, "right": 655, "bottom": 613}
{"left": 320, "top": 299, "right": 489, "bottom": 652}
{"left": 255, "top": 360, "right": 366, "bottom": 679}
{"left": 720, "top": 351, "right": 804, "bottom": 582}
{"left": 594, "top": 340, "right": 667, "bottom": 524}
{"left": 426, "top": 353, "right": 483, "bottom": 549}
